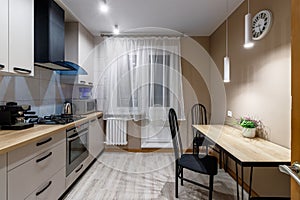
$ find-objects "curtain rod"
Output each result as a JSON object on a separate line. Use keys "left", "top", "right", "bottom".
{"left": 100, "top": 33, "right": 188, "bottom": 38}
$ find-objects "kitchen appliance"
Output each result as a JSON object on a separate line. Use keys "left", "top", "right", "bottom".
{"left": 29, "top": 114, "right": 85, "bottom": 125}
{"left": 34, "top": 0, "right": 87, "bottom": 74}
{"left": 66, "top": 122, "right": 89, "bottom": 176}
{"left": 0, "top": 102, "right": 35, "bottom": 130}
{"left": 63, "top": 101, "right": 73, "bottom": 115}
{"left": 72, "top": 99, "right": 97, "bottom": 115}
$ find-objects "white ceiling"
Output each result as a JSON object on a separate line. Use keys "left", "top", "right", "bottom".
{"left": 57, "top": 0, "right": 244, "bottom": 36}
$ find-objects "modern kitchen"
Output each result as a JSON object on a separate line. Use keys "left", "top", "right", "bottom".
{"left": 0, "top": 0, "right": 299, "bottom": 199}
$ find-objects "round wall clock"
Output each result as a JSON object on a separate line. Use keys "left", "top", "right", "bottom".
{"left": 252, "top": 10, "right": 273, "bottom": 40}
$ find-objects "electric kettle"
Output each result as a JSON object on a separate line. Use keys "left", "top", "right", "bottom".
{"left": 63, "top": 101, "right": 72, "bottom": 115}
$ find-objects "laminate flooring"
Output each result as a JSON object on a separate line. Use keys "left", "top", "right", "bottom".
{"left": 63, "top": 152, "right": 248, "bottom": 200}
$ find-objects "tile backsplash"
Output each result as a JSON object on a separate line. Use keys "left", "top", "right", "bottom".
{"left": 0, "top": 66, "right": 73, "bottom": 116}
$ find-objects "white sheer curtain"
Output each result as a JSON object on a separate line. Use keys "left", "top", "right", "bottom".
{"left": 101, "top": 37, "right": 185, "bottom": 121}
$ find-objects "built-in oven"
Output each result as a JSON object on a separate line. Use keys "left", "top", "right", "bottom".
{"left": 66, "top": 122, "right": 89, "bottom": 176}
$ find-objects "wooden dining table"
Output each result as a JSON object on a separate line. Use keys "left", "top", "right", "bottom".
{"left": 192, "top": 124, "right": 291, "bottom": 200}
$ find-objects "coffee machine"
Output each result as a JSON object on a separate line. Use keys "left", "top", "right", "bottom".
{"left": 0, "top": 102, "right": 35, "bottom": 130}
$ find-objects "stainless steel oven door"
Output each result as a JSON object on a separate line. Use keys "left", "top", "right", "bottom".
{"left": 66, "top": 123, "right": 89, "bottom": 176}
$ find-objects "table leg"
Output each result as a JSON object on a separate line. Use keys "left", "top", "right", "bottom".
{"left": 236, "top": 162, "right": 239, "bottom": 200}
{"left": 219, "top": 149, "right": 223, "bottom": 169}
{"left": 248, "top": 166, "right": 253, "bottom": 200}
{"left": 241, "top": 165, "right": 244, "bottom": 200}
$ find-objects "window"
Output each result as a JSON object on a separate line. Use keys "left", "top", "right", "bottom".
{"left": 117, "top": 52, "right": 172, "bottom": 108}
{"left": 149, "top": 54, "right": 170, "bottom": 107}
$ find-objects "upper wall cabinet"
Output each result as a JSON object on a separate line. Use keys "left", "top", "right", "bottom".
{"left": 0, "top": 0, "right": 34, "bottom": 76}
{"left": 0, "top": 0, "right": 9, "bottom": 73}
{"left": 62, "top": 22, "right": 95, "bottom": 85}
{"left": 9, "top": 0, "right": 34, "bottom": 76}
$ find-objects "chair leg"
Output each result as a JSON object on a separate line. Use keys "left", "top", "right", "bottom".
{"left": 209, "top": 175, "right": 214, "bottom": 200}
{"left": 193, "top": 142, "right": 199, "bottom": 155}
{"left": 219, "top": 149, "right": 222, "bottom": 169}
{"left": 181, "top": 168, "right": 183, "bottom": 186}
{"left": 175, "top": 162, "right": 179, "bottom": 198}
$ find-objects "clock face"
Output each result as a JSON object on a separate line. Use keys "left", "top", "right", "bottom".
{"left": 252, "top": 10, "right": 272, "bottom": 40}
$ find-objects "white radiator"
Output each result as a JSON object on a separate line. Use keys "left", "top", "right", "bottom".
{"left": 106, "top": 119, "right": 128, "bottom": 145}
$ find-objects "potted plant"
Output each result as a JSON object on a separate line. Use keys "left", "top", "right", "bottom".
{"left": 239, "top": 116, "right": 261, "bottom": 138}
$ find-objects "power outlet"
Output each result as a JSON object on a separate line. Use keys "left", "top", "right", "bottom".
{"left": 227, "top": 110, "right": 233, "bottom": 117}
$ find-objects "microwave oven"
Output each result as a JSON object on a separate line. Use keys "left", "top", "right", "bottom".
{"left": 72, "top": 99, "right": 97, "bottom": 115}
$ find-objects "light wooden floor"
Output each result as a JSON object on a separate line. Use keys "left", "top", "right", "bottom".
{"left": 63, "top": 152, "right": 248, "bottom": 200}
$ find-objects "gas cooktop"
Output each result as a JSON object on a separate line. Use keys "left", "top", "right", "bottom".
{"left": 29, "top": 114, "right": 85, "bottom": 125}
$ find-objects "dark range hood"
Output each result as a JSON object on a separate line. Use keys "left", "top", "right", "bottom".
{"left": 34, "top": 0, "right": 87, "bottom": 74}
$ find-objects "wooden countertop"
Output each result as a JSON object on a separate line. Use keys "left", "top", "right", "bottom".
{"left": 0, "top": 112, "right": 103, "bottom": 155}
{"left": 193, "top": 125, "right": 291, "bottom": 164}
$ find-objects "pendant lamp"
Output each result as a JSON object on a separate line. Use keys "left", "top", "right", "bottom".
{"left": 244, "top": 0, "right": 254, "bottom": 48}
{"left": 224, "top": 18, "right": 230, "bottom": 83}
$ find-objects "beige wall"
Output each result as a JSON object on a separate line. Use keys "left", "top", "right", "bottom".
{"left": 210, "top": 0, "right": 291, "bottom": 196}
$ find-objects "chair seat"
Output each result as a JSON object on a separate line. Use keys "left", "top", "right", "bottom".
{"left": 179, "top": 154, "right": 218, "bottom": 175}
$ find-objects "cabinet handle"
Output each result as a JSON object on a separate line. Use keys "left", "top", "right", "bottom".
{"left": 13, "top": 67, "right": 31, "bottom": 74}
{"left": 36, "top": 152, "right": 52, "bottom": 163}
{"left": 90, "top": 119, "right": 96, "bottom": 123}
{"left": 35, "top": 181, "right": 52, "bottom": 196}
{"left": 0, "top": 64, "right": 4, "bottom": 69}
{"left": 88, "top": 82, "right": 93, "bottom": 85}
{"left": 75, "top": 164, "right": 83, "bottom": 173}
{"left": 80, "top": 81, "right": 86, "bottom": 84}
{"left": 36, "top": 137, "right": 52, "bottom": 146}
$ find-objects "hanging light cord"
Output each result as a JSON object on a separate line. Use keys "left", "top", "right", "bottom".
{"left": 226, "top": 19, "right": 228, "bottom": 57}
{"left": 225, "top": 0, "right": 229, "bottom": 57}
{"left": 248, "top": 0, "right": 250, "bottom": 14}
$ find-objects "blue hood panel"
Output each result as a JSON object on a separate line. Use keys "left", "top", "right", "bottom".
{"left": 54, "top": 61, "right": 88, "bottom": 75}
{"left": 35, "top": 61, "right": 88, "bottom": 75}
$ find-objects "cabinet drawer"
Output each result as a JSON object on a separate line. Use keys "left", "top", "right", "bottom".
{"left": 8, "top": 142, "right": 65, "bottom": 200}
{"left": 8, "top": 131, "right": 65, "bottom": 171}
{"left": 0, "top": 154, "right": 7, "bottom": 200}
{"left": 66, "top": 155, "right": 91, "bottom": 189}
{"left": 25, "top": 167, "right": 65, "bottom": 200}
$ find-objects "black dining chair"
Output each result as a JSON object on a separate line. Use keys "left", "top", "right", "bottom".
{"left": 191, "top": 103, "right": 208, "bottom": 155}
{"left": 169, "top": 108, "right": 218, "bottom": 200}
{"left": 191, "top": 104, "right": 222, "bottom": 167}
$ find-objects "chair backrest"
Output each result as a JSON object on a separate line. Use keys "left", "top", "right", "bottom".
{"left": 191, "top": 103, "right": 207, "bottom": 125}
{"left": 191, "top": 104, "right": 207, "bottom": 135}
{"left": 169, "top": 108, "right": 183, "bottom": 160}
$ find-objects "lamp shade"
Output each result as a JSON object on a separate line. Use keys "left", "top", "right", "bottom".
{"left": 224, "top": 56, "right": 230, "bottom": 83}
{"left": 244, "top": 13, "right": 254, "bottom": 48}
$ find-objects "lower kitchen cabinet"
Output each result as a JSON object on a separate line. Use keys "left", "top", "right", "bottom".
{"left": 89, "top": 116, "right": 105, "bottom": 158}
{"left": 0, "top": 154, "right": 7, "bottom": 200}
{"left": 7, "top": 131, "right": 66, "bottom": 200}
{"left": 65, "top": 155, "right": 91, "bottom": 189}
{"left": 25, "top": 168, "right": 65, "bottom": 200}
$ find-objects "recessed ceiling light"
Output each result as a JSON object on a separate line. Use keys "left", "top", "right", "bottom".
{"left": 113, "top": 25, "right": 120, "bottom": 35}
{"left": 100, "top": 0, "right": 109, "bottom": 13}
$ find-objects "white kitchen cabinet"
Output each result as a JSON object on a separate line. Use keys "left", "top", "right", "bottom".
{"left": 89, "top": 116, "right": 105, "bottom": 158}
{"left": 8, "top": 132, "right": 66, "bottom": 200}
{"left": 0, "top": 154, "right": 7, "bottom": 200}
{"left": 25, "top": 168, "right": 65, "bottom": 200}
{"left": 8, "top": 0, "right": 34, "bottom": 76}
{"left": 0, "top": 0, "right": 34, "bottom": 76}
{"left": 8, "top": 132, "right": 65, "bottom": 171}
{"left": 0, "top": 0, "right": 9, "bottom": 73}
{"left": 62, "top": 22, "right": 95, "bottom": 85}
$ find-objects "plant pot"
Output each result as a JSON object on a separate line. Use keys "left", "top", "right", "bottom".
{"left": 242, "top": 128, "right": 256, "bottom": 138}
